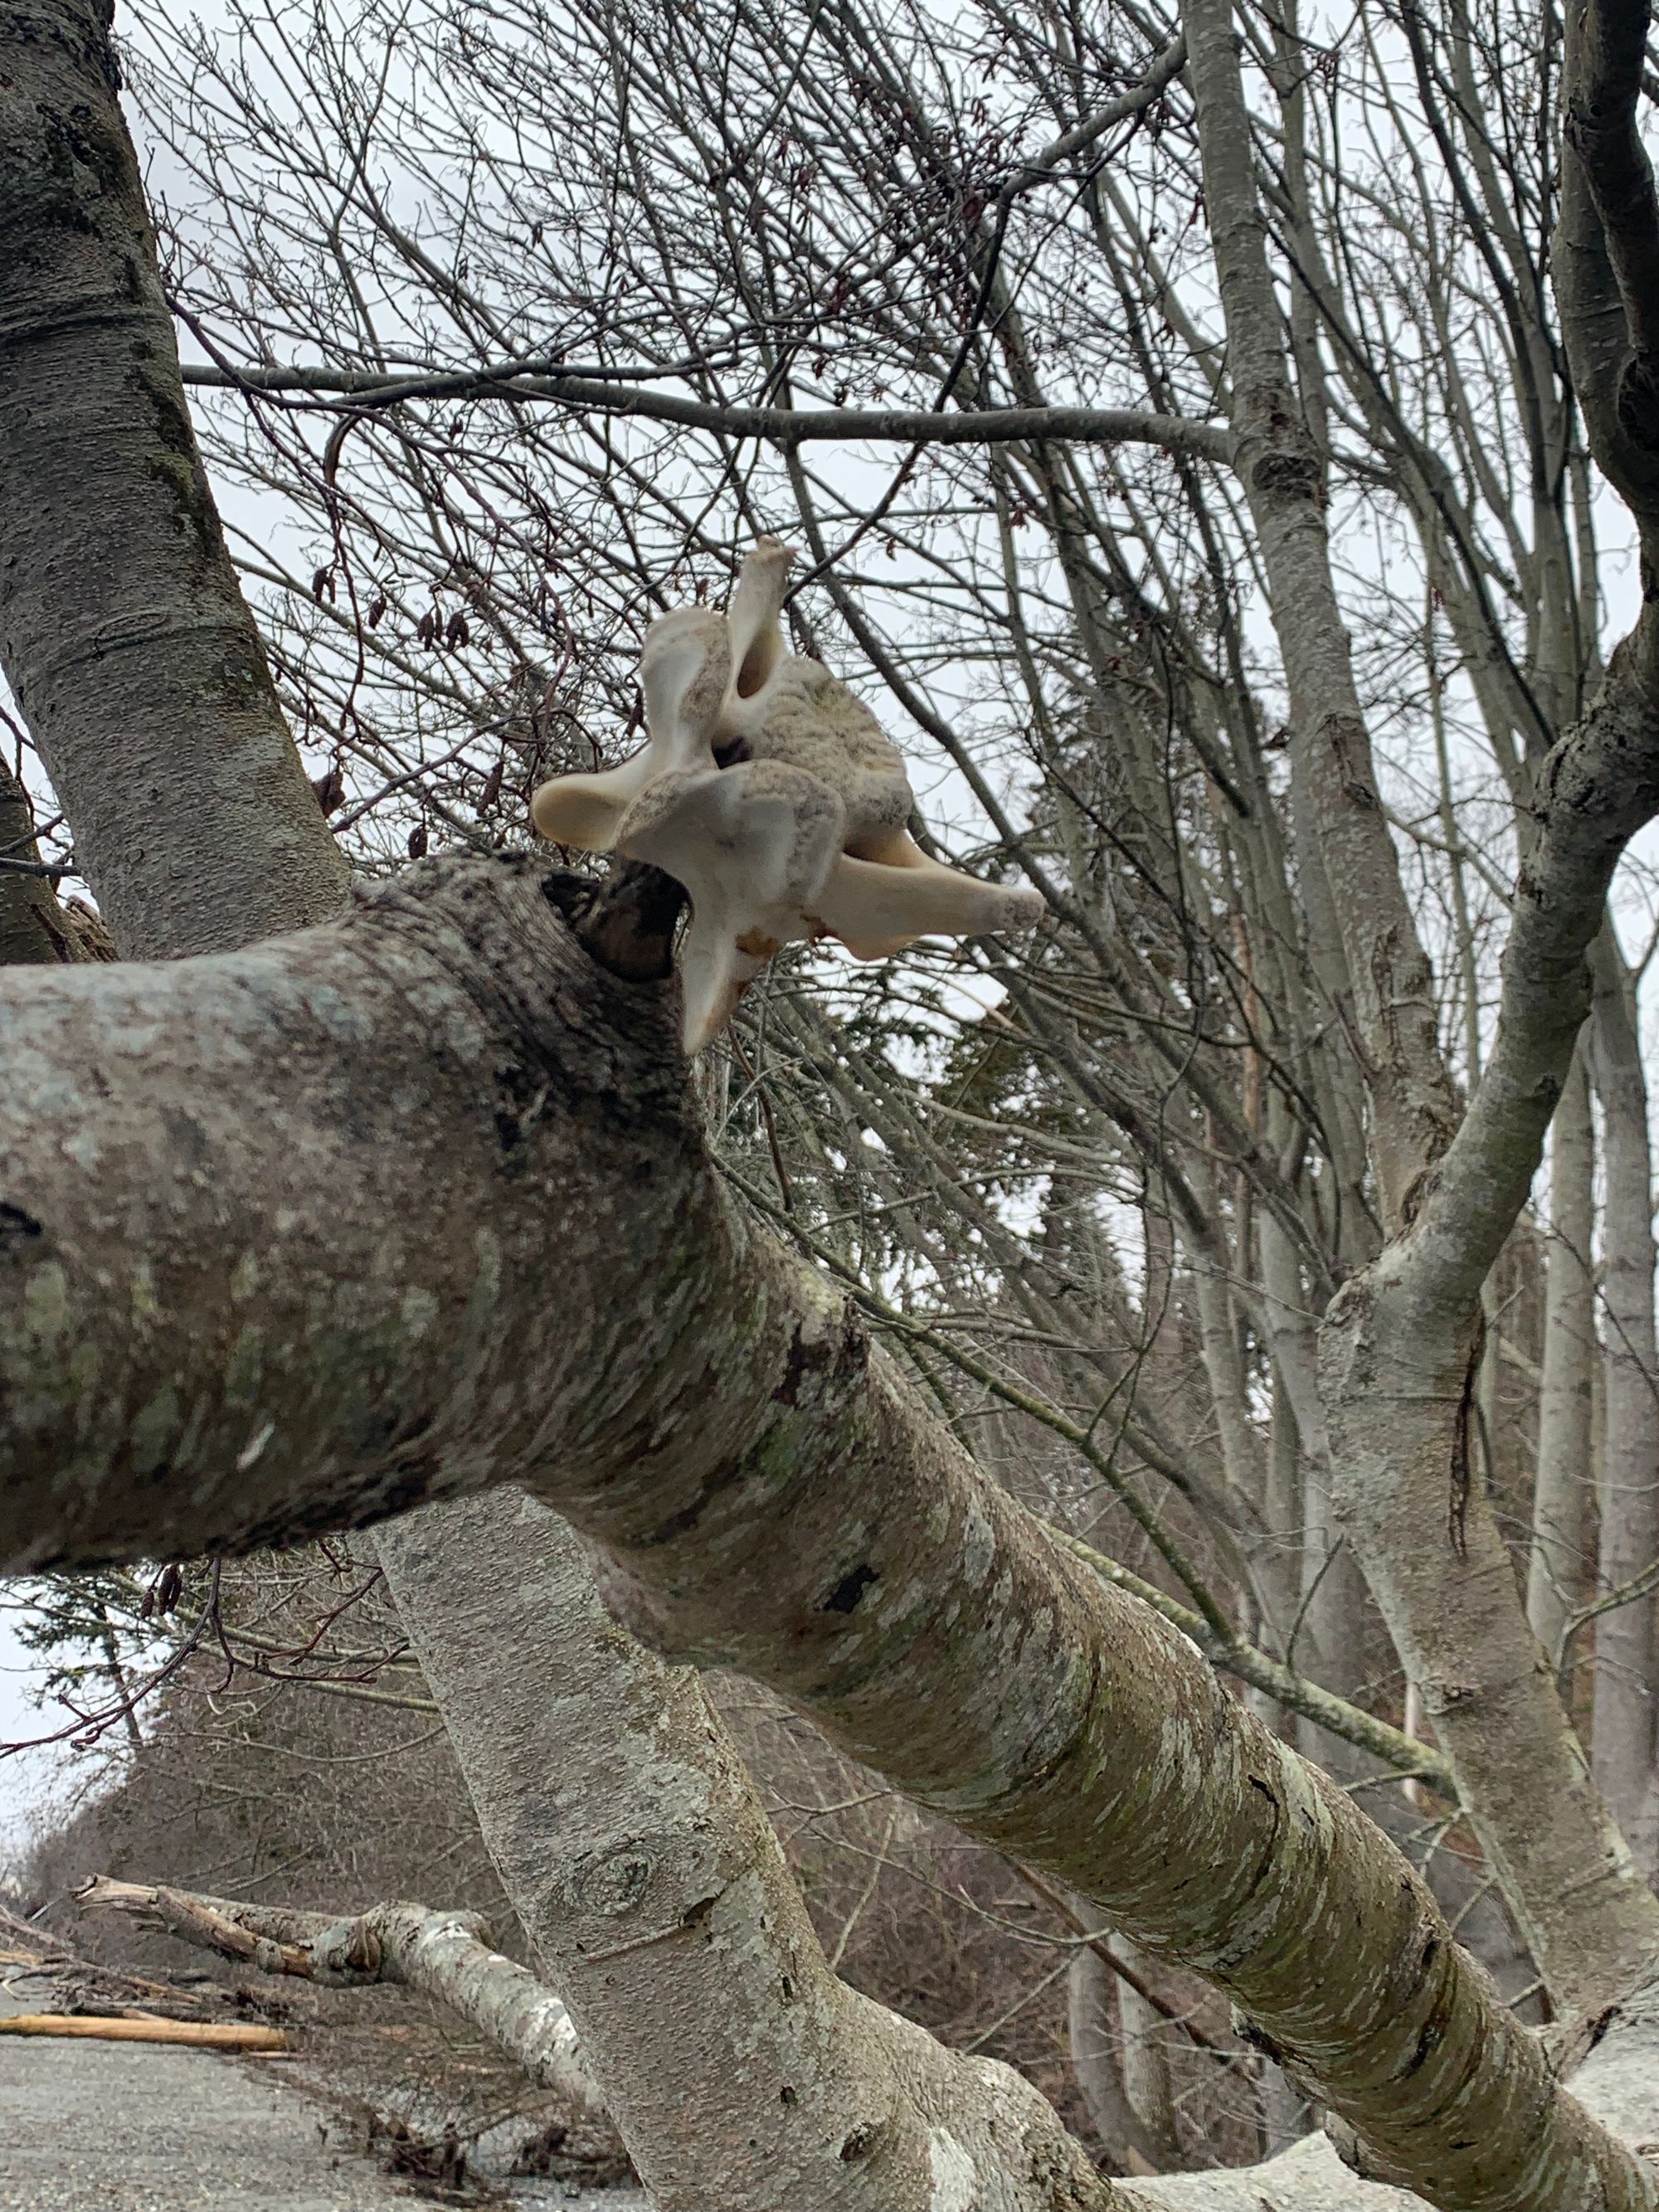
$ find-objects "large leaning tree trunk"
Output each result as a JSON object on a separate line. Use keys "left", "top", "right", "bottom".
{"left": 2, "top": 862, "right": 1657, "bottom": 2212}
{"left": 7, "top": 6, "right": 1659, "bottom": 2212}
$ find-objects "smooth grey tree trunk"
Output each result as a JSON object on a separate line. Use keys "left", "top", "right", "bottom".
{"left": 1065, "top": 1913, "right": 1176, "bottom": 2177}
{"left": 1111, "top": 1939, "right": 1185, "bottom": 2174}
{"left": 0, "top": 1, "right": 349, "bottom": 955}
{"left": 1588, "top": 936, "right": 1659, "bottom": 1870}
{"left": 1530, "top": 1048, "right": 1598, "bottom": 1664}
{"left": 1258, "top": 1208, "right": 1368, "bottom": 1782}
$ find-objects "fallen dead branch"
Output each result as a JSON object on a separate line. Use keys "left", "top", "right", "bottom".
{"left": 75, "top": 1875, "right": 606, "bottom": 2126}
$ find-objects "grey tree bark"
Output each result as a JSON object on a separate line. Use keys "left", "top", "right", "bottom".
{"left": 1121, "top": 1990, "right": 1659, "bottom": 2208}
{"left": 0, "top": 0, "right": 349, "bottom": 955}
{"left": 0, "top": 761, "right": 109, "bottom": 967}
{"left": 1530, "top": 1048, "right": 1598, "bottom": 1665}
{"left": 1257, "top": 1207, "right": 1367, "bottom": 1781}
{"left": 1109, "top": 1941, "right": 1185, "bottom": 2176}
{"left": 1588, "top": 936, "right": 1659, "bottom": 1869}
{"left": 377, "top": 1490, "right": 1116, "bottom": 2212}
{"left": 1068, "top": 1939, "right": 1170, "bottom": 2177}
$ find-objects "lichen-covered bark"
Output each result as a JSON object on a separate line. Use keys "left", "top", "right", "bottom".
{"left": 0, "top": 860, "right": 707, "bottom": 1568}
{"left": 0, "top": 0, "right": 349, "bottom": 953}
{"left": 1556, "top": 0, "right": 1659, "bottom": 553}
{"left": 0, "top": 861, "right": 1648, "bottom": 2212}
{"left": 377, "top": 1490, "right": 1117, "bottom": 2212}
{"left": 1121, "top": 1998, "right": 1659, "bottom": 2212}
{"left": 580, "top": 1241, "right": 1651, "bottom": 2210}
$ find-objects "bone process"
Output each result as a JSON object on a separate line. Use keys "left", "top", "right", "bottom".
{"left": 531, "top": 538, "right": 1045, "bottom": 1047}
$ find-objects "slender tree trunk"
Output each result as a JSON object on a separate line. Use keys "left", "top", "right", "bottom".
{"left": 1588, "top": 936, "right": 1659, "bottom": 1869}
{"left": 1190, "top": 1259, "right": 1264, "bottom": 1521}
{"left": 1530, "top": 1047, "right": 1598, "bottom": 1664}
{"left": 1258, "top": 1208, "right": 1369, "bottom": 1780}
{"left": 1067, "top": 1926, "right": 1168, "bottom": 2176}
{"left": 0, "top": 2, "right": 348, "bottom": 955}
{"left": 1262, "top": 1369, "right": 1303, "bottom": 1650}
{"left": 1110, "top": 1938, "right": 1185, "bottom": 2174}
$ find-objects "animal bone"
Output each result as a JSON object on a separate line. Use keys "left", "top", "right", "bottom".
{"left": 531, "top": 539, "right": 1044, "bottom": 1049}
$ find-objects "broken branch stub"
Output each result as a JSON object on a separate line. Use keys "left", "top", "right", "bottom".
{"left": 530, "top": 538, "right": 1045, "bottom": 1048}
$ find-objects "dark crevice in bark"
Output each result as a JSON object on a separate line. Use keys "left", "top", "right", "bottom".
{"left": 542, "top": 859, "right": 687, "bottom": 983}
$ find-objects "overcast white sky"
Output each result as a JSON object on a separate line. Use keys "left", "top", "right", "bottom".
{"left": 0, "top": 1618, "right": 63, "bottom": 1867}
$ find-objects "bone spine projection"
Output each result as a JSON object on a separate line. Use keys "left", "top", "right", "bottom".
{"left": 531, "top": 539, "right": 1045, "bottom": 1048}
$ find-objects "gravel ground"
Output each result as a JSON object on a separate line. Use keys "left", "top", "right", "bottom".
{"left": 0, "top": 1982, "right": 646, "bottom": 2212}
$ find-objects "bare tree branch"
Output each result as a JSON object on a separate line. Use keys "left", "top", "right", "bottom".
{"left": 179, "top": 362, "right": 1233, "bottom": 464}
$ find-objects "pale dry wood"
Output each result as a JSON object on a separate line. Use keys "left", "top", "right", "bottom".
{"left": 76, "top": 1874, "right": 605, "bottom": 2126}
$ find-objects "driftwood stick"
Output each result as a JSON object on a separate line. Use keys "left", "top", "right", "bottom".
{"left": 75, "top": 1876, "right": 318, "bottom": 1978}
{"left": 0, "top": 2014, "right": 287, "bottom": 2050}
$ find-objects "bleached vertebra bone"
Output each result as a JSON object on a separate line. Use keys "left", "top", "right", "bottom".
{"left": 530, "top": 538, "right": 1044, "bottom": 1049}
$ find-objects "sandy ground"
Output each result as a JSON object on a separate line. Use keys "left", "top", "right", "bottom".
{"left": 0, "top": 1949, "right": 647, "bottom": 2212}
